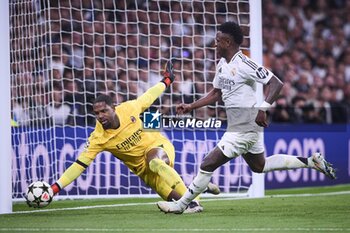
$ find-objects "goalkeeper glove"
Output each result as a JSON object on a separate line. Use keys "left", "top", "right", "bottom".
{"left": 161, "top": 60, "right": 175, "bottom": 88}
{"left": 51, "top": 182, "right": 61, "bottom": 195}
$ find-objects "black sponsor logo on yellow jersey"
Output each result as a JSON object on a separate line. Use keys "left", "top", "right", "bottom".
{"left": 116, "top": 129, "right": 142, "bottom": 150}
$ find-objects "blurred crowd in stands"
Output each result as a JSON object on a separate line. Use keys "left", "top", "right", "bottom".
{"left": 10, "top": 0, "right": 350, "bottom": 127}
{"left": 264, "top": 0, "right": 350, "bottom": 124}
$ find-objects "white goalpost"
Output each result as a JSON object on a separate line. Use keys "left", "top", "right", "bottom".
{"left": 249, "top": 0, "right": 265, "bottom": 198}
{"left": 8, "top": 0, "right": 264, "bottom": 210}
{"left": 0, "top": 0, "right": 12, "bottom": 215}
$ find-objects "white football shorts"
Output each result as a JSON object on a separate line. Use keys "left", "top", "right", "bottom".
{"left": 217, "top": 131, "right": 264, "bottom": 158}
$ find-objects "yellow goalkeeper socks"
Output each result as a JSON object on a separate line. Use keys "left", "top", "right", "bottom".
{"left": 149, "top": 158, "right": 187, "bottom": 195}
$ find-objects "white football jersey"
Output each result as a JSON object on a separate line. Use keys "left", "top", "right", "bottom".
{"left": 213, "top": 50, "right": 273, "bottom": 108}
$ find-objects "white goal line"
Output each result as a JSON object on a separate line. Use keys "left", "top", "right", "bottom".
{"left": 9, "top": 190, "right": 350, "bottom": 215}
{"left": 0, "top": 227, "right": 349, "bottom": 232}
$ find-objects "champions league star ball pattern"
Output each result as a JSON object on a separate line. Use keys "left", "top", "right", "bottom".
{"left": 25, "top": 181, "right": 53, "bottom": 208}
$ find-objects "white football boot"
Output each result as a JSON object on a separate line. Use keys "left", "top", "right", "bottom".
{"left": 311, "top": 152, "right": 336, "bottom": 179}
{"left": 157, "top": 200, "right": 186, "bottom": 214}
{"left": 183, "top": 200, "right": 203, "bottom": 214}
{"left": 157, "top": 200, "right": 203, "bottom": 214}
{"left": 204, "top": 182, "right": 220, "bottom": 195}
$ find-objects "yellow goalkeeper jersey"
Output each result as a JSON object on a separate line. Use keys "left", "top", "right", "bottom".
{"left": 77, "top": 83, "right": 168, "bottom": 175}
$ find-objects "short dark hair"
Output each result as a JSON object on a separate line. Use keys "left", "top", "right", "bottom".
{"left": 219, "top": 21, "right": 243, "bottom": 45}
{"left": 93, "top": 94, "right": 114, "bottom": 106}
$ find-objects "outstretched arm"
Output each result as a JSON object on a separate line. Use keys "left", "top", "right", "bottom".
{"left": 255, "top": 75, "right": 283, "bottom": 127}
{"left": 51, "top": 146, "right": 98, "bottom": 195}
{"left": 136, "top": 83, "right": 166, "bottom": 113}
{"left": 177, "top": 88, "right": 222, "bottom": 114}
{"left": 51, "top": 159, "right": 89, "bottom": 194}
{"left": 137, "top": 60, "right": 175, "bottom": 112}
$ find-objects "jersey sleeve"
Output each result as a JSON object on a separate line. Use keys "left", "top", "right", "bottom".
{"left": 77, "top": 136, "right": 103, "bottom": 164}
{"left": 134, "top": 82, "right": 166, "bottom": 112}
{"left": 241, "top": 57, "right": 274, "bottom": 85}
{"left": 56, "top": 134, "right": 103, "bottom": 189}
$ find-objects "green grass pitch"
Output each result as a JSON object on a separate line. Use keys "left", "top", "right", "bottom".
{"left": 0, "top": 184, "right": 349, "bottom": 233}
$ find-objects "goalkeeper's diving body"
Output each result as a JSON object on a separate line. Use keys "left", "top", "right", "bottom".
{"left": 50, "top": 60, "right": 219, "bottom": 213}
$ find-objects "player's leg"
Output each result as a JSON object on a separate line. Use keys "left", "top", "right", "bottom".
{"left": 143, "top": 172, "right": 181, "bottom": 201}
{"left": 147, "top": 147, "right": 188, "bottom": 197}
{"left": 180, "top": 131, "right": 245, "bottom": 202}
{"left": 243, "top": 151, "right": 310, "bottom": 173}
{"left": 242, "top": 132, "right": 310, "bottom": 173}
{"left": 157, "top": 131, "right": 260, "bottom": 214}
{"left": 244, "top": 151, "right": 336, "bottom": 179}
{"left": 243, "top": 133, "right": 336, "bottom": 178}
{"left": 145, "top": 139, "right": 204, "bottom": 208}
{"left": 182, "top": 146, "right": 230, "bottom": 199}
{"left": 146, "top": 139, "right": 220, "bottom": 197}
{"left": 157, "top": 146, "right": 230, "bottom": 214}
{"left": 144, "top": 172, "right": 203, "bottom": 213}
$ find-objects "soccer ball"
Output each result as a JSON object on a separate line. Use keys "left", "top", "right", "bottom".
{"left": 25, "top": 181, "right": 53, "bottom": 208}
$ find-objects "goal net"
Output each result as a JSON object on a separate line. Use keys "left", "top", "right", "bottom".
{"left": 11, "top": 0, "right": 260, "bottom": 200}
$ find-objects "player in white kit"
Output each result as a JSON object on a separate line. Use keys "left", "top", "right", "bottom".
{"left": 157, "top": 21, "right": 336, "bottom": 214}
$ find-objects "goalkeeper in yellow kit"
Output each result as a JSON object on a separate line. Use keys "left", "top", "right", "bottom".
{"left": 50, "top": 60, "right": 219, "bottom": 213}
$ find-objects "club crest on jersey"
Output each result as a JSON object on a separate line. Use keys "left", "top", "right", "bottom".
{"left": 231, "top": 68, "right": 237, "bottom": 76}
{"left": 83, "top": 140, "right": 90, "bottom": 151}
{"left": 130, "top": 116, "right": 136, "bottom": 123}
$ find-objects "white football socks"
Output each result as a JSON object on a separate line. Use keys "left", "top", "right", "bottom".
{"left": 263, "top": 154, "right": 308, "bottom": 172}
{"left": 177, "top": 169, "right": 213, "bottom": 209}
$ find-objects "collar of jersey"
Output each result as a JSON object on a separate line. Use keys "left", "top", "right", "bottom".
{"left": 229, "top": 50, "right": 242, "bottom": 63}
